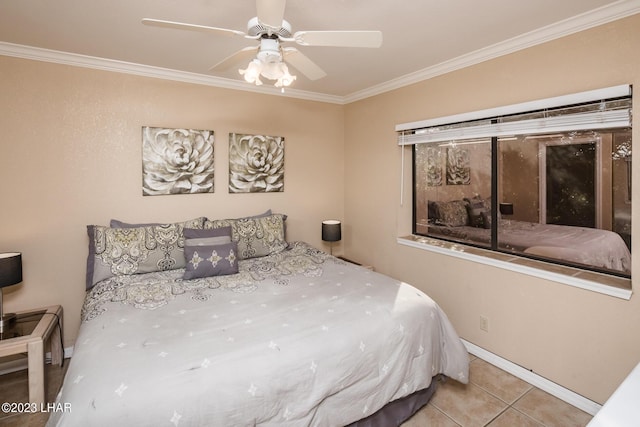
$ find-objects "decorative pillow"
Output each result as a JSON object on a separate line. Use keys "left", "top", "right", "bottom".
{"left": 204, "top": 213, "right": 287, "bottom": 260}
{"left": 109, "top": 219, "right": 162, "bottom": 228}
{"left": 427, "top": 201, "right": 439, "bottom": 223}
{"left": 481, "top": 211, "right": 492, "bottom": 229}
{"left": 434, "top": 200, "right": 469, "bottom": 227}
{"left": 243, "top": 209, "right": 272, "bottom": 219}
{"left": 86, "top": 217, "right": 205, "bottom": 289}
{"left": 183, "top": 242, "right": 239, "bottom": 280}
{"left": 202, "top": 209, "right": 272, "bottom": 229}
{"left": 183, "top": 227, "right": 232, "bottom": 246}
{"left": 464, "top": 196, "right": 488, "bottom": 228}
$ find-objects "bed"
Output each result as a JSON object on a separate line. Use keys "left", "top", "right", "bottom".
{"left": 422, "top": 198, "right": 631, "bottom": 275}
{"left": 47, "top": 213, "right": 469, "bottom": 426}
{"left": 426, "top": 220, "right": 631, "bottom": 274}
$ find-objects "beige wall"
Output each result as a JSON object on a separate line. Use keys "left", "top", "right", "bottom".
{"left": 500, "top": 138, "right": 540, "bottom": 222}
{"left": 0, "top": 56, "right": 345, "bottom": 346}
{"left": 344, "top": 14, "right": 640, "bottom": 404}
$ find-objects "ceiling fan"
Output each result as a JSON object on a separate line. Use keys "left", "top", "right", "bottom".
{"left": 142, "top": 0, "right": 382, "bottom": 89}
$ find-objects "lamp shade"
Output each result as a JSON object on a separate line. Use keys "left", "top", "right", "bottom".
{"left": 322, "top": 220, "right": 341, "bottom": 242}
{"left": 499, "top": 203, "right": 514, "bottom": 216}
{"left": 0, "top": 253, "right": 22, "bottom": 288}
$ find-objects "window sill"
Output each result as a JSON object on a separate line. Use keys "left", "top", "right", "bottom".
{"left": 397, "top": 235, "right": 632, "bottom": 300}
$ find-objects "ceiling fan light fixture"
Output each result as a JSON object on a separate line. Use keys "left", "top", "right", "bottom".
{"left": 239, "top": 57, "right": 296, "bottom": 88}
{"left": 239, "top": 59, "right": 263, "bottom": 86}
{"left": 260, "top": 60, "right": 281, "bottom": 80}
{"left": 275, "top": 63, "right": 296, "bottom": 88}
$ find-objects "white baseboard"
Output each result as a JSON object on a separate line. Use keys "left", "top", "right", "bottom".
{"left": 62, "top": 346, "right": 74, "bottom": 359}
{"left": 462, "top": 339, "right": 602, "bottom": 416}
{"left": 0, "top": 358, "right": 28, "bottom": 376}
{"left": 0, "top": 346, "right": 74, "bottom": 376}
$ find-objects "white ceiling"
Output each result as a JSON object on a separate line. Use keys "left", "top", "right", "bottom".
{"left": 1, "top": 0, "right": 638, "bottom": 103}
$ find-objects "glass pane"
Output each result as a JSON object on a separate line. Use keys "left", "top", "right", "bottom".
{"left": 612, "top": 131, "right": 632, "bottom": 252}
{"left": 545, "top": 142, "right": 596, "bottom": 227}
{"left": 414, "top": 139, "right": 492, "bottom": 248}
{"left": 497, "top": 130, "right": 631, "bottom": 277}
{"left": 0, "top": 310, "right": 46, "bottom": 340}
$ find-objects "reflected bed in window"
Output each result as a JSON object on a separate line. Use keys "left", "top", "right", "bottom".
{"left": 423, "top": 217, "right": 630, "bottom": 275}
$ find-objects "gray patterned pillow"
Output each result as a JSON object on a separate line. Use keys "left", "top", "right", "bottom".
{"left": 202, "top": 210, "right": 272, "bottom": 228}
{"left": 184, "top": 227, "right": 232, "bottom": 246}
{"left": 109, "top": 219, "right": 162, "bottom": 228}
{"left": 204, "top": 214, "right": 287, "bottom": 260}
{"left": 183, "top": 242, "right": 239, "bottom": 279}
{"left": 481, "top": 211, "right": 492, "bottom": 229}
{"left": 434, "top": 200, "right": 469, "bottom": 227}
{"left": 464, "top": 196, "right": 488, "bottom": 228}
{"left": 86, "top": 217, "right": 205, "bottom": 289}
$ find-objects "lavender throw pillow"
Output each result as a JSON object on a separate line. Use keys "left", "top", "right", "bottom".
{"left": 183, "top": 242, "right": 239, "bottom": 279}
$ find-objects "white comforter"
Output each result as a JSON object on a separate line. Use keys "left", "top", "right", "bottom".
{"left": 48, "top": 242, "right": 468, "bottom": 426}
{"left": 428, "top": 220, "right": 631, "bottom": 274}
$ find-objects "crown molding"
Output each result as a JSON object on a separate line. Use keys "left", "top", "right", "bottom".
{"left": 1, "top": 0, "right": 638, "bottom": 105}
{"left": 0, "top": 42, "right": 344, "bottom": 104}
{"left": 344, "top": 0, "right": 640, "bottom": 103}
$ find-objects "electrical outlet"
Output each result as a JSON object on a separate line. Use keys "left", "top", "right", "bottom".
{"left": 480, "top": 315, "right": 489, "bottom": 332}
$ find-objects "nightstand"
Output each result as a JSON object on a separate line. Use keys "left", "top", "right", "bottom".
{"left": 337, "top": 256, "right": 374, "bottom": 271}
{"left": 0, "top": 305, "right": 63, "bottom": 404}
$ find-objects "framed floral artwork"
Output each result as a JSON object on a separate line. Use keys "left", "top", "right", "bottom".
{"left": 229, "top": 133, "right": 284, "bottom": 193}
{"left": 446, "top": 147, "right": 470, "bottom": 185}
{"left": 142, "top": 127, "right": 215, "bottom": 196}
{"left": 426, "top": 147, "right": 443, "bottom": 186}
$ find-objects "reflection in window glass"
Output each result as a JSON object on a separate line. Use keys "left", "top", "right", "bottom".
{"left": 414, "top": 139, "right": 492, "bottom": 249}
{"left": 413, "top": 128, "right": 632, "bottom": 278}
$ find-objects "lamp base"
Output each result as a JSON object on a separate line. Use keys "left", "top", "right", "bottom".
{"left": 0, "top": 313, "right": 16, "bottom": 333}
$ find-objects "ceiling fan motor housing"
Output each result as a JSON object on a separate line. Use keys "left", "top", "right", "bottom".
{"left": 257, "top": 37, "right": 282, "bottom": 65}
{"left": 247, "top": 16, "right": 292, "bottom": 38}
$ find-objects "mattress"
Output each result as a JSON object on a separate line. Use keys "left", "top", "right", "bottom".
{"left": 47, "top": 242, "right": 469, "bottom": 426}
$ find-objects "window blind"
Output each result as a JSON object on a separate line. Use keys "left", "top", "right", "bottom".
{"left": 396, "top": 84, "right": 632, "bottom": 146}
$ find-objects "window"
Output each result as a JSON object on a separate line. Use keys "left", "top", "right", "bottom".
{"left": 399, "top": 85, "right": 632, "bottom": 279}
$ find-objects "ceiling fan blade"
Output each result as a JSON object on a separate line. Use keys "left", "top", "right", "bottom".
{"left": 283, "top": 48, "right": 327, "bottom": 81}
{"left": 142, "top": 18, "right": 246, "bottom": 38}
{"left": 210, "top": 47, "right": 259, "bottom": 71}
{"left": 293, "top": 31, "right": 383, "bottom": 48}
{"left": 256, "top": 0, "right": 286, "bottom": 29}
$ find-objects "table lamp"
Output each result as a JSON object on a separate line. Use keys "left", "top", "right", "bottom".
{"left": 0, "top": 252, "right": 22, "bottom": 332}
{"left": 499, "top": 203, "right": 514, "bottom": 226}
{"left": 322, "top": 220, "right": 341, "bottom": 255}
{"left": 499, "top": 203, "right": 514, "bottom": 216}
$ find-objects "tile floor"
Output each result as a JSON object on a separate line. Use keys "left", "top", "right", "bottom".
{"left": 402, "top": 354, "right": 593, "bottom": 427}
{"left": 0, "top": 353, "right": 593, "bottom": 426}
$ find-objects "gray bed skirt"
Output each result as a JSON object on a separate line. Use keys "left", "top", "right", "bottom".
{"left": 346, "top": 376, "right": 441, "bottom": 427}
